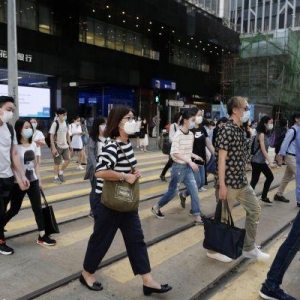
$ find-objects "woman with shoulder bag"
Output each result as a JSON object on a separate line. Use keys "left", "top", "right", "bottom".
{"left": 83, "top": 116, "right": 107, "bottom": 218}
{"left": 80, "top": 105, "right": 172, "bottom": 296}
{"left": 250, "top": 115, "right": 276, "bottom": 204}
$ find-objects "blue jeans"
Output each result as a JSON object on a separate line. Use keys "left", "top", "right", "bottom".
{"left": 157, "top": 163, "right": 201, "bottom": 216}
{"left": 264, "top": 209, "right": 300, "bottom": 291}
{"left": 183, "top": 165, "right": 205, "bottom": 197}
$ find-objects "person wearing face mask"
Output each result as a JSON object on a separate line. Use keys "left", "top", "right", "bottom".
{"left": 30, "top": 118, "right": 45, "bottom": 166}
{"left": 80, "top": 105, "right": 172, "bottom": 296}
{"left": 274, "top": 112, "right": 300, "bottom": 206}
{"left": 250, "top": 115, "right": 276, "bottom": 204}
{"left": 4, "top": 119, "right": 56, "bottom": 247}
{"left": 159, "top": 112, "right": 181, "bottom": 182}
{"left": 69, "top": 116, "right": 84, "bottom": 170}
{"left": 0, "top": 96, "right": 30, "bottom": 255}
{"left": 179, "top": 107, "right": 215, "bottom": 213}
{"left": 135, "top": 116, "right": 142, "bottom": 148}
{"left": 139, "top": 118, "right": 149, "bottom": 152}
{"left": 208, "top": 96, "right": 270, "bottom": 263}
{"left": 84, "top": 116, "right": 107, "bottom": 218}
{"left": 152, "top": 109, "right": 204, "bottom": 225}
{"left": 49, "top": 108, "right": 72, "bottom": 184}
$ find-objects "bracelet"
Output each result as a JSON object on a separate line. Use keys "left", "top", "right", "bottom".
{"left": 120, "top": 172, "right": 125, "bottom": 182}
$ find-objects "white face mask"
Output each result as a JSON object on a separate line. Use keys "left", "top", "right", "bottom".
{"left": 241, "top": 110, "right": 250, "bottom": 123}
{"left": 0, "top": 109, "right": 13, "bottom": 123}
{"left": 268, "top": 124, "right": 273, "bottom": 130}
{"left": 189, "top": 122, "right": 195, "bottom": 130}
{"left": 31, "top": 122, "right": 37, "bottom": 129}
{"left": 99, "top": 124, "right": 106, "bottom": 132}
{"left": 195, "top": 116, "right": 203, "bottom": 124}
{"left": 123, "top": 120, "right": 137, "bottom": 135}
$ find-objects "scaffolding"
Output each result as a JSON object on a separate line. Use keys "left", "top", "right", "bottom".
{"left": 221, "top": 28, "right": 300, "bottom": 119}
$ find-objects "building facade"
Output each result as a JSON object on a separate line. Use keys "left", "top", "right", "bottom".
{"left": 0, "top": 0, "right": 239, "bottom": 126}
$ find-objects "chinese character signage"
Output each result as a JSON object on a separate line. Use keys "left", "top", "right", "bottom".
{"left": 0, "top": 49, "right": 33, "bottom": 63}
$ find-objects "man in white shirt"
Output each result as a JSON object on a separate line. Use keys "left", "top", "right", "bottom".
{"left": 0, "top": 96, "right": 30, "bottom": 255}
{"left": 49, "top": 108, "right": 72, "bottom": 183}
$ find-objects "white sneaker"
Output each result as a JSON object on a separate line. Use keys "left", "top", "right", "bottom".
{"left": 199, "top": 187, "right": 207, "bottom": 192}
{"left": 243, "top": 247, "right": 270, "bottom": 261}
{"left": 76, "top": 165, "right": 84, "bottom": 170}
{"left": 206, "top": 252, "right": 233, "bottom": 263}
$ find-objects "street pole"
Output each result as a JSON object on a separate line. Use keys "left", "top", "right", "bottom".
{"left": 156, "top": 103, "right": 160, "bottom": 149}
{"left": 7, "top": 0, "right": 19, "bottom": 123}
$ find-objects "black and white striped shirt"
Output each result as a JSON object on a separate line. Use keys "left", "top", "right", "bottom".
{"left": 95, "top": 139, "right": 137, "bottom": 194}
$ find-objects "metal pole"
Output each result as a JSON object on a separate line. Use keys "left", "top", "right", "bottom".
{"left": 156, "top": 104, "right": 160, "bottom": 149}
{"left": 7, "top": 0, "right": 19, "bottom": 123}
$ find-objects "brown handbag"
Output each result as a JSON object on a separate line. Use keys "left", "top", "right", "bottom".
{"left": 101, "top": 141, "right": 139, "bottom": 212}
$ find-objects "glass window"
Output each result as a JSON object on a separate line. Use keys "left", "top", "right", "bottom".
{"left": 125, "top": 32, "right": 134, "bottom": 54}
{"left": 39, "top": 5, "right": 52, "bottom": 34}
{"left": 86, "top": 19, "right": 94, "bottom": 45}
{"left": 133, "top": 34, "right": 142, "bottom": 56}
{"left": 95, "top": 21, "right": 105, "bottom": 47}
{"left": 115, "top": 28, "right": 124, "bottom": 51}
{"left": 18, "top": 0, "right": 37, "bottom": 30}
{"left": 0, "top": 0, "right": 7, "bottom": 23}
{"left": 106, "top": 25, "right": 115, "bottom": 50}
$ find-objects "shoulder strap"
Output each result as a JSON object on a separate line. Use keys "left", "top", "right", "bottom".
{"left": 174, "top": 124, "right": 177, "bottom": 132}
{"left": 6, "top": 123, "right": 14, "bottom": 146}
{"left": 288, "top": 127, "right": 297, "bottom": 147}
{"left": 115, "top": 140, "right": 135, "bottom": 173}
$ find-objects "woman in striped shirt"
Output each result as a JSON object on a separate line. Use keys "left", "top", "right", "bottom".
{"left": 80, "top": 105, "right": 172, "bottom": 296}
{"left": 151, "top": 109, "right": 204, "bottom": 225}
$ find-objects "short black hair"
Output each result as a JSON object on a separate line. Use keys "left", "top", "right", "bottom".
{"left": 292, "top": 112, "right": 300, "bottom": 124}
{"left": 0, "top": 96, "right": 15, "bottom": 107}
{"left": 56, "top": 108, "right": 66, "bottom": 115}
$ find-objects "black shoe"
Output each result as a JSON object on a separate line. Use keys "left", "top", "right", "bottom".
{"left": 259, "top": 284, "right": 296, "bottom": 300}
{"left": 37, "top": 235, "right": 56, "bottom": 246}
{"left": 79, "top": 274, "right": 103, "bottom": 291}
{"left": 88, "top": 211, "right": 94, "bottom": 218}
{"left": 274, "top": 194, "right": 290, "bottom": 203}
{"left": 260, "top": 197, "right": 273, "bottom": 205}
{"left": 0, "top": 240, "right": 14, "bottom": 255}
{"left": 297, "top": 203, "right": 300, "bottom": 208}
{"left": 189, "top": 209, "right": 193, "bottom": 216}
{"left": 179, "top": 192, "right": 186, "bottom": 208}
{"left": 151, "top": 207, "right": 165, "bottom": 219}
{"left": 58, "top": 174, "right": 66, "bottom": 182}
{"left": 160, "top": 175, "right": 167, "bottom": 182}
{"left": 143, "top": 284, "right": 172, "bottom": 296}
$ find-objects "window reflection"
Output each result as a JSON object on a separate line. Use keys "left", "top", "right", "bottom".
{"left": 80, "top": 18, "right": 159, "bottom": 61}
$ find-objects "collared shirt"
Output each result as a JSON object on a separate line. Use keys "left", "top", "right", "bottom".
{"left": 215, "top": 119, "right": 248, "bottom": 189}
{"left": 279, "top": 125, "right": 298, "bottom": 156}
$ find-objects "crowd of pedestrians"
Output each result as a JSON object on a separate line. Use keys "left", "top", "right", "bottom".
{"left": 1, "top": 94, "right": 300, "bottom": 299}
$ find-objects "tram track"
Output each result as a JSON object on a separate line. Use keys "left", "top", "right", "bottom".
{"left": 14, "top": 180, "right": 287, "bottom": 300}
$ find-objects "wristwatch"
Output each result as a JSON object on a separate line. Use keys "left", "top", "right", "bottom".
{"left": 120, "top": 172, "right": 125, "bottom": 182}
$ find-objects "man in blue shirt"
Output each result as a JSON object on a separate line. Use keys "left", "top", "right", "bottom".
{"left": 274, "top": 112, "right": 300, "bottom": 206}
{"left": 259, "top": 127, "right": 300, "bottom": 300}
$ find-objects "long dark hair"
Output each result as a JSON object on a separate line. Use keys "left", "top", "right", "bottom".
{"left": 89, "top": 116, "right": 106, "bottom": 141}
{"left": 179, "top": 109, "right": 196, "bottom": 126}
{"left": 105, "top": 105, "right": 135, "bottom": 139}
{"left": 257, "top": 115, "right": 272, "bottom": 134}
{"left": 15, "top": 118, "right": 33, "bottom": 144}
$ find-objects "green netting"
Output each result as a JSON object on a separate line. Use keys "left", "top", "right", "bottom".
{"left": 223, "top": 29, "right": 300, "bottom": 113}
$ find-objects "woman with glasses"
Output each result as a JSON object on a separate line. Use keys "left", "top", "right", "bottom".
{"left": 80, "top": 105, "right": 172, "bottom": 296}
{"left": 250, "top": 115, "right": 276, "bottom": 204}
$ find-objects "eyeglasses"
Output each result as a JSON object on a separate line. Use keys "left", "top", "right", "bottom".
{"left": 123, "top": 116, "right": 135, "bottom": 122}
{"left": 238, "top": 106, "right": 250, "bottom": 111}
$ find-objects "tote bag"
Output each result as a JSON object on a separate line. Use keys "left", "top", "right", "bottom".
{"left": 101, "top": 141, "right": 140, "bottom": 212}
{"left": 202, "top": 200, "right": 245, "bottom": 259}
{"left": 41, "top": 189, "right": 60, "bottom": 235}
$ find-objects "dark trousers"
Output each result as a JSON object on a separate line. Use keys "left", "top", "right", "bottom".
{"left": 250, "top": 162, "right": 274, "bottom": 199}
{"left": 83, "top": 200, "right": 151, "bottom": 275}
{"left": 161, "top": 156, "right": 173, "bottom": 177}
{"left": 89, "top": 176, "right": 100, "bottom": 214}
{"left": 4, "top": 180, "right": 45, "bottom": 232}
{"left": 0, "top": 176, "right": 14, "bottom": 240}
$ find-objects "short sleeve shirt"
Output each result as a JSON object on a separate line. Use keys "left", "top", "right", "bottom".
{"left": 0, "top": 123, "right": 17, "bottom": 178}
{"left": 215, "top": 119, "right": 248, "bottom": 189}
{"left": 49, "top": 121, "right": 69, "bottom": 149}
{"left": 69, "top": 123, "right": 83, "bottom": 149}
{"left": 32, "top": 129, "right": 45, "bottom": 156}
{"left": 192, "top": 126, "right": 208, "bottom": 164}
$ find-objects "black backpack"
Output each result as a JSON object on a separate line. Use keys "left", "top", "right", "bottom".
{"left": 7, "top": 123, "right": 14, "bottom": 146}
